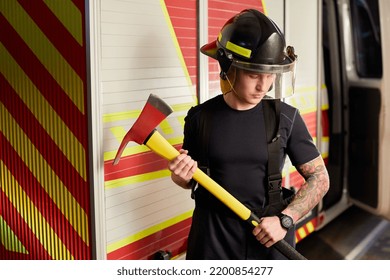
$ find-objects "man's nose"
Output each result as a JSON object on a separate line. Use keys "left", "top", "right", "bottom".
{"left": 256, "top": 75, "right": 270, "bottom": 91}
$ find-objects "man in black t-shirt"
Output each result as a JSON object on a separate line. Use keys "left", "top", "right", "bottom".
{"left": 168, "top": 9, "right": 330, "bottom": 260}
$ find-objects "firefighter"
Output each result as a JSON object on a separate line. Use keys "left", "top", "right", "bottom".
{"left": 168, "top": 9, "right": 329, "bottom": 259}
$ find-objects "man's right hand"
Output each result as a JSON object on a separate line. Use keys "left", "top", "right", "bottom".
{"left": 168, "top": 149, "right": 197, "bottom": 189}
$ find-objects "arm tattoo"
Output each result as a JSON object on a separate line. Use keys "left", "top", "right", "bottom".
{"left": 287, "top": 155, "right": 330, "bottom": 221}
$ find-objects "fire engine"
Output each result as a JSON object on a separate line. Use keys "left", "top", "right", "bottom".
{"left": 1, "top": 0, "right": 389, "bottom": 260}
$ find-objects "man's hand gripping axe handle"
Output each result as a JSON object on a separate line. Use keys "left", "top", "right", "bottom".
{"left": 113, "top": 94, "right": 306, "bottom": 260}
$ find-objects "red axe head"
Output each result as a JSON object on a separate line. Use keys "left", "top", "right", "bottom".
{"left": 113, "top": 94, "right": 173, "bottom": 165}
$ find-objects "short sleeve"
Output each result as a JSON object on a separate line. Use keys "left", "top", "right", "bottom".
{"left": 182, "top": 106, "right": 202, "bottom": 162}
{"left": 286, "top": 110, "right": 320, "bottom": 166}
{"left": 182, "top": 107, "right": 196, "bottom": 151}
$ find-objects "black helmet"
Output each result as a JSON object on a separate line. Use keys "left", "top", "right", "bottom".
{"left": 201, "top": 9, "right": 297, "bottom": 98}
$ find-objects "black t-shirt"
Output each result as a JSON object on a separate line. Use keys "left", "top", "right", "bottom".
{"left": 183, "top": 95, "right": 320, "bottom": 259}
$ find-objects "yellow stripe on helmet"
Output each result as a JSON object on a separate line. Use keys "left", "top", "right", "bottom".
{"left": 226, "top": 41, "right": 252, "bottom": 58}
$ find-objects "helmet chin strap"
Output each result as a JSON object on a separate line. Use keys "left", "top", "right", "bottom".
{"left": 224, "top": 75, "right": 238, "bottom": 97}
{"left": 223, "top": 73, "right": 250, "bottom": 107}
{"left": 221, "top": 66, "right": 238, "bottom": 96}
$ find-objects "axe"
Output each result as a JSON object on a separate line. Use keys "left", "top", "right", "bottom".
{"left": 113, "top": 94, "right": 306, "bottom": 260}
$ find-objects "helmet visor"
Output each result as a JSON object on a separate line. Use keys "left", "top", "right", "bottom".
{"left": 232, "top": 57, "right": 296, "bottom": 74}
{"left": 233, "top": 56, "right": 297, "bottom": 99}
{"left": 266, "top": 70, "right": 296, "bottom": 99}
{"left": 232, "top": 45, "right": 297, "bottom": 99}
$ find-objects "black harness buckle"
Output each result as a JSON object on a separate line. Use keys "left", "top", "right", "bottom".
{"left": 268, "top": 175, "right": 282, "bottom": 190}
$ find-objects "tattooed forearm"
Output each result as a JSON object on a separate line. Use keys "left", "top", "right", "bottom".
{"left": 285, "top": 155, "right": 330, "bottom": 222}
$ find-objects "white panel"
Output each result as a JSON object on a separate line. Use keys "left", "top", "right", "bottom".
{"left": 378, "top": 0, "right": 390, "bottom": 219}
{"left": 102, "top": 87, "right": 188, "bottom": 105}
{"left": 87, "top": 0, "right": 107, "bottom": 260}
{"left": 100, "top": 0, "right": 193, "bottom": 106}
{"left": 103, "top": 78, "right": 189, "bottom": 93}
{"left": 285, "top": 0, "right": 319, "bottom": 92}
{"left": 100, "top": 0, "right": 196, "bottom": 253}
{"left": 101, "top": 67, "right": 184, "bottom": 81}
{"left": 101, "top": 0, "right": 162, "bottom": 14}
{"left": 101, "top": 57, "right": 180, "bottom": 69}
{"left": 263, "top": 0, "right": 285, "bottom": 30}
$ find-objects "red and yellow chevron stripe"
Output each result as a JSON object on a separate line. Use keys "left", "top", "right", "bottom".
{"left": 295, "top": 218, "right": 318, "bottom": 243}
{"left": 0, "top": 0, "right": 90, "bottom": 259}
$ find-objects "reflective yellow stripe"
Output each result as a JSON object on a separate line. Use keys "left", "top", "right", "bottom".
{"left": 43, "top": 0, "right": 83, "bottom": 45}
{"left": 226, "top": 41, "right": 252, "bottom": 58}
{"left": 160, "top": 119, "right": 174, "bottom": 134}
{"left": 110, "top": 126, "right": 127, "bottom": 144}
{"left": 102, "top": 103, "right": 193, "bottom": 123}
{"left": 0, "top": 0, "right": 84, "bottom": 113}
{"left": 0, "top": 105, "right": 89, "bottom": 245}
{"left": 105, "top": 170, "right": 171, "bottom": 190}
{"left": 104, "top": 144, "right": 150, "bottom": 162}
{"left": 0, "top": 44, "right": 87, "bottom": 181}
{"left": 306, "top": 221, "right": 315, "bottom": 233}
{"left": 103, "top": 110, "right": 141, "bottom": 124}
{"left": 109, "top": 120, "right": 175, "bottom": 147}
{"left": 262, "top": 0, "right": 268, "bottom": 15}
{"left": 297, "top": 227, "right": 307, "bottom": 239}
{"left": 0, "top": 216, "right": 28, "bottom": 254}
{"left": 1, "top": 161, "right": 74, "bottom": 259}
{"left": 159, "top": 0, "right": 193, "bottom": 88}
{"left": 103, "top": 136, "right": 184, "bottom": 161}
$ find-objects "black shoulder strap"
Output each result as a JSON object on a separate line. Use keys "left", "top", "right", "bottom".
{"left": 262, "top": 99, "right": 283, "bottom": 206}
{"left": 263, "top": 100, "right": 280, "bottom": 140}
